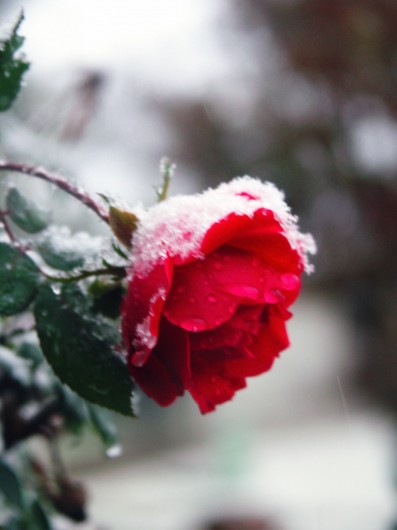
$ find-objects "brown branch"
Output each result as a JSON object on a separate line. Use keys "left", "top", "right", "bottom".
{"left": 0, "top": 160, "right": 109, "bottom": 223}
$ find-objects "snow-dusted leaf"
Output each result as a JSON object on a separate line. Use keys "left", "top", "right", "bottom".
{"left": 34, "top": 284, "right": 135, "bottom": 416}
{"left": 0, "top": 243, "right": 40, "bottom": 316}
{"left": 36, "top": 227, "right": 102, "bottom": 271}
{"left": 6, "top": 187, "right": 49, "bottom": 234}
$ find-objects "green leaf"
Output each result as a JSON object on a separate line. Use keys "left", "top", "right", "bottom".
{"left": 0, "top": 243, "right": 40, "bottom": 316}
{"left": 88, "top": 404, "right": 119, "bottom": 451}
{"left": 29, "top": 499, "right": 53, "bottom": 530}
{"left": 0, "top": 457, "right": 25, "bottom": 509}
{"left": 36, "top": 236, "right": 84, "bottom": 271}
{"left": 0, "top": 12, "right": 30, "bottom": 112}
{"left": 55, "top": 384, "right": 89, "bottom": 434}
{"left": 34, "top": 284, "right": 135, "bottom": 416}
{"left": 6, "top": 188, "right": 49, "bottom": 234}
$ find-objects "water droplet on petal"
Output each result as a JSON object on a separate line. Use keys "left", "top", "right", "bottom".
{"left": 189, "top": 297, "right": 196, "bottom": 303}
{"left": 208, "top": 295, "right": 217, "bottom": 303}
{"left": 180, "top": 317, "right": 207, "bottom": 332}
{"left": 281, "top": 273, "right": 300, "bottom": 290}
{"left": 265, "top": 289, "right": 283, "bottom": 303}
{"left": 224, "top": 284, "right": 260, "bottom": 300}
{"left": 214, "top": 262, "right": 223, "bottom": 271}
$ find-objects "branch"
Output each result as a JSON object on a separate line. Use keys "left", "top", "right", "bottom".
{"left": 0, "top": 160, "right": 109, "bottom": 223}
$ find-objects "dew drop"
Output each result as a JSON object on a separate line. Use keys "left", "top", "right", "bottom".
{"left": 281, "top": 273, "right": 300, "bottom": 290}
{"left": 180, "top": 317, "right": 207, "bottom": 332}
{"left": 106, "top": 444, "right": 123, "bottom": 458}
{"left": 208, "top": 295, "right": 217, "bottom": 303}
{"left": 224, "top": 284, "right": 260, "bottom": 300}
{"left": 265, "top": 289, "right": 283, "bottom": 303}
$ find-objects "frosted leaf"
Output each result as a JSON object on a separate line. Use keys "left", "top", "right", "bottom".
{"left": 39, "top": 226, "right": 104, "bottom": 256}
{"left": 131, "top": 176, "right": 316, "bottom": 276}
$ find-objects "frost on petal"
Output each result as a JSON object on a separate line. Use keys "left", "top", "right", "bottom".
{"left": 130, "top": 176, "right": 315, "bottom": 277}
{"left": 121, "top": 258, "right": 173, "bottom": 367}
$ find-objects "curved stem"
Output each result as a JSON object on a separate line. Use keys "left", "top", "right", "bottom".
{"left": 0, "top": 160, "right": 109, "bottom": 223}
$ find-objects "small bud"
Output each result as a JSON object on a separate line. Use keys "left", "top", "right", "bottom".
{"left": 108, "top": 206, "right": 138, "bottom": 249}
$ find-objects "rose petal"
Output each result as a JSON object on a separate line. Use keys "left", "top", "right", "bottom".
{"left": 189, "top": 305, "right": 263, "bottom": 351}
{"left": 129, "top": 318, "right": 191, "bottom": 406}
{"left": 122, "top": 257, "right": 173, "bottom": 367}
{"left": 224, "top": 306, "right": 290, "bottom": 378}
{"left": 163, "top": 257, "right": 240, "bottom": 332}
{"left": 188, "top": 355, "right": 247, "bottom": 414}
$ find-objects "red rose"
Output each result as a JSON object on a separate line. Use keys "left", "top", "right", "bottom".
{"left": 121, "top": 177, "right": 315, "bottom": 413}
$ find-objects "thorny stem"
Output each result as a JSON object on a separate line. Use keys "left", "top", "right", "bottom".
{"left": 0, "top": 160, "right": 109, "bottom": 223}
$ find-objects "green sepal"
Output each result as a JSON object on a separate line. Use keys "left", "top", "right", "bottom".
{"left": 108, "top": 206, "right": 138, "bottom": 249}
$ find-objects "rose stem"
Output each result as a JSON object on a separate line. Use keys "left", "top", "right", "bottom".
{"left": 0, "top": 160, "right": 109, "bottom": 223}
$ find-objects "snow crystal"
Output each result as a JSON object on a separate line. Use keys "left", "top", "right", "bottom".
{"left": 131, "top": 176, "right": 316, "bottom": 276}
{"left": 40, "top": 226, "right": 104, "bottom": 255}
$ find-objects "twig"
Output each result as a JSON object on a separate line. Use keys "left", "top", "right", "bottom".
{"left": 43, "top": 265, "right": 126, "bottom": 283}
{"left": 0, "top": 160, "right": 109, "bottom": 223}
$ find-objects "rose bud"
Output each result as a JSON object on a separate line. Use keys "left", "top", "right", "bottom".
{"left": 121, "top": 177, "right": 315, "bottom": 413}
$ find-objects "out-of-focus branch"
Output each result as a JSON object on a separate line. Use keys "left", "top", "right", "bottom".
{"left": 0, "top": 160, "right": 109, "bottom": 223}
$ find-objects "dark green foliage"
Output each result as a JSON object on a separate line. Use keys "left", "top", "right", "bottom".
{"left": 0, "top": 12, "right": 29, "bottom": 112}
{"left": 0, "top": 457, "right": 25, "bottom": 509}
{"left": 34, "top": 284, "right": 135, "bottom": 416}
{"left": 6, "top": 188, "right": 49, "bottom": 234}
{"left": 90, "top": 278, "right": 125, "bottom": 319}
{"left": 17, "top": 343, "right": 44, "bottom": 370}
{"left": 0, "top": 243, "right": 40, "bottom": 316}
{"left": 88, "top": 403, "right": 118, "bottom": 451}
{"left": 29, "top": 500, "right": 53, "bottom": 530}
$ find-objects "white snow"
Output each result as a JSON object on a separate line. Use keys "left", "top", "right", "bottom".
{"left": 130, "top": 177, "right": 316, "bottom": 277}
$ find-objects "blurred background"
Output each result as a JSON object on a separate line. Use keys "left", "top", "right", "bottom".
{"left": 1, "top": 0, "right": 397, "bottom": 528}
